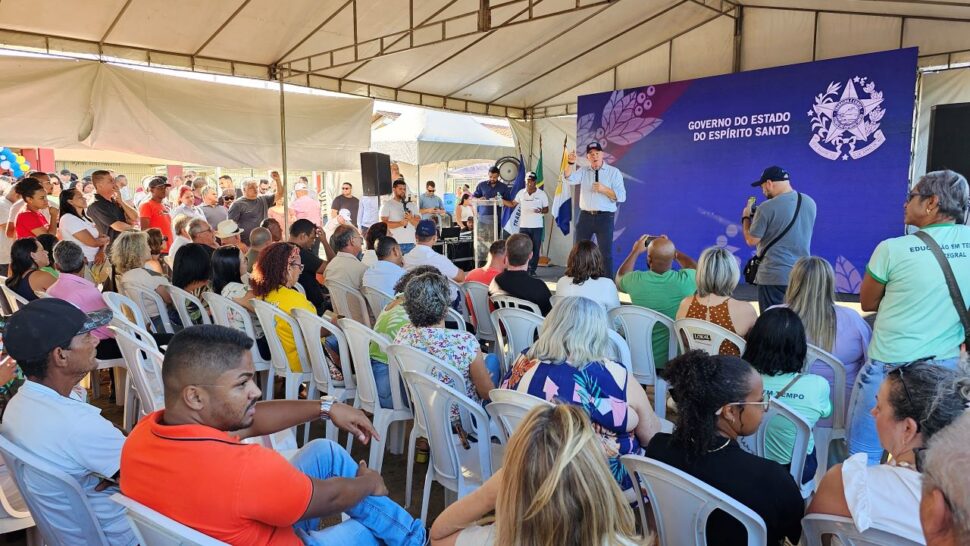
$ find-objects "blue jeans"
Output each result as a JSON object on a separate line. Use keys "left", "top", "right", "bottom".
{"left": 576, "top": 210, "right": 615, "bottom": 275}
{"left": 291, "top": 440, "right": 425, "bottom": 545}
{"left": 372, "top": 359, "right": 393, "bottom": 409}
{"left": 757, "top": 284, "right": 787, "bottom": 313}
{"left": 398, "top": 243, "right": 415, "bottom": 255}
{"left": 847, "top": 357, "right": 959, "bottom": 464}
{"left": 519, "top": 227, "right": 543, "bottom": 274}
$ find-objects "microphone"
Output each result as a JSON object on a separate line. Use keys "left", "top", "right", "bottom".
{"left": 595, "top": 169, "right": 599, "bottom": 183}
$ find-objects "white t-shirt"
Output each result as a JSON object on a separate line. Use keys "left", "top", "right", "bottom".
{"left": 380, "top": 198, "right": 419, "bottom": 244}
{"left": 556, "top": 276, "right": 621, "bottom": 311}
{"left": 59, "top": 213, "right": 101, "bottom": 263}
{"left": 514, "top": 188, "right": 549, "bottom": 229}
{"left": 404, "top": 244, "right": 459, "bottom": 280}
{"left": 0, "top": 196, "right": 15, "bottom": 263}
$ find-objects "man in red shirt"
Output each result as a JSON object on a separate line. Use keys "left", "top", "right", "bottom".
{"left": 138, "top": 177, "right": 173, "bottom": 253}
{"left": 121, "top": 325, "right": 425, "bottom": 546}
{"left": 464, "top": 239, "right": 506, "bottom": 285}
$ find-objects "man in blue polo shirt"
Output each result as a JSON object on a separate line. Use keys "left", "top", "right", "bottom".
{"left": 472, "top": 166, "right": 514, "bottom": 264}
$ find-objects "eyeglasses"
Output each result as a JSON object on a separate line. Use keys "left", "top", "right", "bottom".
{"left": 342, "top": 186, "right": 351, "bottom": 191}
{"left": 427, "top": 188, "right": 435, "bottom": 192}
{"left": 288, "top": 262, "right": 305, "bottom": 271}
{"left": 716, "top": 394, "right": 770, "bottom": 415}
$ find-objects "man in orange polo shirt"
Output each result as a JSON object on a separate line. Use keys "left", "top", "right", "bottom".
{"left": 120, "top": 325, "right": 425, "bottom": 546}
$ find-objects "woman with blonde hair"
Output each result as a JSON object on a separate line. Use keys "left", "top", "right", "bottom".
{"left": 430, "top": 404, "right": 642, "bottom": 546}
{"left": 784, "top": 256, "right": 870, "bottom": 428}
{"left": 675, "top": 246, "right": 757, "bottom": 355}
{"left": 111, "top": 229, "right": 174, "bottom": 332}
{"left": 502, "top": 295, "right": 660, "bottom": 495}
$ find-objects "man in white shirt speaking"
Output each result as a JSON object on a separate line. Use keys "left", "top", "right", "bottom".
{"left": 565, "top": 141, "right": 627, "bottom": 275}
{"left": 510, "top": 171, "right": 549, "bottom": 275}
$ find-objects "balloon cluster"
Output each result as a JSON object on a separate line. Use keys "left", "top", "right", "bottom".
{"left": 0, "top": 148, "right": 30, "bottom": 178}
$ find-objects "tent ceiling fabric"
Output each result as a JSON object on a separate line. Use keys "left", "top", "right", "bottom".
{"left": 2, "top": 0, "right": 970, "bottom": 118}
{"left": 0, "top": 56, "right": 373, "bottom": 170}
{"left": 371, "top": 109, "right": 515, "bottom": 165}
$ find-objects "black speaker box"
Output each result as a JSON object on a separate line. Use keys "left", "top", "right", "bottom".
{"left": 360, "top": 152, "right": 392, "bottom": 196}
{"left": 928, "top": 102, "right": 970, "bottom": 178}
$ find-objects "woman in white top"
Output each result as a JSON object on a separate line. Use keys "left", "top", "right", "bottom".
{"left": 430, "top": 404, "right": 644, "bottom": 546}
{"left": 808, "top": 361, "right": 970, "bottom": 542}
{"left": 455, "top": 194, "right": 474, "bottom": 231}
{"left": 555, "top": 240, "right": 621, "bottom": 311}
{"left": 57, "top": 188, "right": 109, "bottom": 264}
{"left": 111, "top": 230, "right": 174, "bottom": 332}
{"left": 361, "top": 222, "right": 388, "bottom": 267}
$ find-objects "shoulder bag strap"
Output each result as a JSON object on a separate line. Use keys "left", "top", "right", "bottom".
{"left": 774, "top": 373, "right": 803, "bottom": 399}
{"left": 757, "top": 192, "right": 803, "bottom": 259}
{"left": 913, "top": 230, "right": 970, "bottom": 347}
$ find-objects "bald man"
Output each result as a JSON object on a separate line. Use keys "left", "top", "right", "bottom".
{"left": 120, "top": 325, "right": 426, "bottom": 545}
{"left": 616, "top": 234, "right": 697, "bottom": 371}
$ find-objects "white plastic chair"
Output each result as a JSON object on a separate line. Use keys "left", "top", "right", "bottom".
{"left": 111, "top": 493, "right": 228, "bottom": 546}
{"left": 0, "top": 458, "right": 36, "bottom": 539}
{"left": 293, "top": 309, "right": 357, "bottom": 443}
{"left": 109, "top": 316, "right": 157, "bottom": 431}
{"left": 104, "top": 292, "right": 150, "bottom": 333}
{"left": 325, "top": 279, "right": 371, "bottom": 326}
{"left": 800, "top": 514, "right": 923, "bottom": 546}
{"left": 252, "top": 300, "right": 314, "bottom": 438}
{"left": 462, "top": 281, "right": 496, "bottom": 342}
{"left": 609, "top": 305, "right": 673, "bottom": 418}
{"left": 448, "top": 278, "right": 470, "bottom": 324}
{"left": 621, "top": 454, "right": 768, "bottom": 546}
{"left": 605, "top": 328, "right": 632, "bottom": 368}
{"left": 674, "top": 318, "right": 746, "bottom": 356}
{"left": 125, "top": 284, "right": 176, "bottom": 334}
{"left": 738, "top": 398, "right": 813, "bottom": 495}
{"left": 167, "top": 286, "right": 211, "bottom": 327}
{"left": 402, "top": 371, "right": 495, "bottom": 523}
{"left": 804, "top": 343, "right": 848, "bottom": 480}
{"left": 491, "top": 294, "right": 541, "bottom": 315}
{"left": 292, "top": 282, "right": 306, "bottom": 296}
{"left": 112, "top": 326, "right": 166, "bottom": 420}
{"left": 0, "top": 284, "right": 27, "bottom": 314}
{"left": 490, "top": 307, "right": 543, "bottom": 374}
{"left": 485, "top": 389, "right": 553, "bottom": 444}
{"left": 444, "top": 307, "right": 466, "bottom": 332}
{"left": 204, "top": 292, "right": 274, "bottom": 400}
{"left": 338, "top": 319, "right": 413, "bottom": 476}
{"left": 0, "top": 434, "right": 110, "bottom": 545}
{"left": 361, "top": 286, "right": 393, "bottom": 318}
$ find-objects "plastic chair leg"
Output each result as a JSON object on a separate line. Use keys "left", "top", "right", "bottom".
{"left": 405, "top": 426, "right": 419, "bottom": 508}
{"left": 368, "top": 411, "right": 392, "bottom": 472}
{"left": 388, "top": 420, "right": 406, "bottom": 455}
{"left": 113, "top": 367, "right": 127, "bottom": 406}
{"left": 420, "top": 463, "right": 434, "bottom": 523}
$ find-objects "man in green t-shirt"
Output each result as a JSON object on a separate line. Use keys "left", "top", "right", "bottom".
{"left": 615, "top": 234, "right": 697, "bottom": 370}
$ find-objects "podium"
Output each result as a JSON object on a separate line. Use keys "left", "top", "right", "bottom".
{"left": 471, "top": 198, "right": 503, "bottom": 268}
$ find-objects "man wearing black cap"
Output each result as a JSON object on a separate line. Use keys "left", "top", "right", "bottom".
{"left": 472, "top": 166, "right": 514, "bottom": 264}
{"left": 741, "top": 166, "right": 816, "bottom": 310}
{"left": 139, "top": 176, "right": 174, "bottom": 253}
{"left": 1, "top": 299, "right": 136, "bottom": 545}
{"left": 565, "top": 141, "right": 627, "bottom": 274}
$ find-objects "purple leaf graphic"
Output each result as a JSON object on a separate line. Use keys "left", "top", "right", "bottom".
{"left": 834, "top": 256, "right": 862, "bottom": 294}
{"left": 603, "top": 92, "right": 639, "bottom": 135}
{"left": 606, "top": 117, "right": 662, "bottom": 146}
{"left": 601, "top": 91, "right": 625, "bottom": 134}
{"left": 576, "top": 113, "right": 596, "bottom": 152}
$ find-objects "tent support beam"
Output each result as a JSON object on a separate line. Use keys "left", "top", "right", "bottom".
{"left": 278, "top": 73, "right": 290, "bottom": 232}
{"left": 194, "top": 0, "right": 254, "bottom": 57}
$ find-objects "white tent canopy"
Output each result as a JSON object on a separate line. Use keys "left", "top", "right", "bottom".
{"left": 371, "top": 109, "right": 514, "bottom": 165}
{"left": 0, "top": 55, "right": 373, "bottom": 170}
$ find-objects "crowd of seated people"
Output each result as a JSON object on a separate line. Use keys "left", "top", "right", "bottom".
{"left": 0, "top": 166, "right": 964, "bottom": 546}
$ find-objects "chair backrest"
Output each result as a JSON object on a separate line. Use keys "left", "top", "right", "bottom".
{"left": 605, "top": 328, "right": 632, "bottom": 368}
{"left": 251, "top": 299, "right": 311, "bottom": 375}
{"left": 126, "top": 284, "right": 176, "bottom": 334}
{"left": 674, "top": 318, "right": 746, "bottom": 356}
{"left": 292, "top": 282, "right": 306, "bottom": 296}
{"left": 0, "top": 283, "right": 28, "bottom": 314}
{"left": 167, "top": 286, "right": 211, "bottom": 327}
{"left": 800, "top": 514, "right": 923, "bottom": 546}
{"left": 104, "top": 291, "right": 149, "bottom": 332}
{"left": 485, "top": 389, "right": 553, "bottom": 444}
{"left": 111, "top": 493, "right": 228, "bottom": 546}
{"left": 609, "top": 305, "right": 676, "bottom": 386}
{"left": 203, "top": 292, "right": 269, "bottom": 369}
{"left": 325, "top": 279, "right": 371, "bottom": 327}
{"left": 444, "top": 307, "right": 466, "bottom": 332}
{"left": 448, "top": 278, "right": 470, "bottom": 323}
{"left": 361, "top": 286, "right": 393, "bottom": 318}
{"left": 491, "top": 294, "right": 541, "bottom": 315}
{"left": 490, "top": 307, "right": 543, "bottom": 372}
{"left": 621, "top": 454, "right": 768, "bottom": 546}
{"left": 386, "top": 343, "right": 467, "bottom": 394}
{"left": 403, "top": 371, "right": 494, "bottom": 489}
{"left": 738, "top": 398, "right": 812, "bottom": 485}
{"left": 804, "top": 343, "right": 848, "bottom": 431}
{"left": 293, "top": 308, "right": 355, "bottom": 392}
{"left": 0, "top": 276, "right": 10, "bottom": 315}
{"left": 338, "top": 318, "right": 408, "bottom": 411}
{"left": 462, "top": 281, "right": 496, "bottom": 340}
{"left": 549, "top": 294, "right": 561, "bottom": 308}
{"left": 111, "top": 326, "right": 165, "bottom": 416}
{"left": 0, "top": 434, "right": 109, "bottom": 546}
{"left": 110, "top": 316, "right": 159, "bottom": 351}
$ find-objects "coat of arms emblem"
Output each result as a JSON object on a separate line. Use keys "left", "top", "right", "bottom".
{"left": 809, "top": 77, "right": 886, "bottom": 160}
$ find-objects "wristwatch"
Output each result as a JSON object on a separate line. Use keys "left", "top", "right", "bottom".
{"left": 319, "top": 395, "right": 337, "bottom": 421}
{"left": 741, "top": 216, "right": 751, "bottom": 223}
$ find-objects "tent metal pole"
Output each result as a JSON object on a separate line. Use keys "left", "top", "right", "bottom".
{"left": 278, "top": 77, "right": 290, "bottom": 232}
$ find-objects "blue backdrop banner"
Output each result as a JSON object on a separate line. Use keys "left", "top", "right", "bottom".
{"left": 576, "top": 48, "right": 918, "bottom": 293}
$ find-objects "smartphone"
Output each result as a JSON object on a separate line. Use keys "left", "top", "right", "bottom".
{"left": 747, "top": 196, "right": 757, "bottom": 208}
{"left": 644, "top": 236, "right": 658, "bottom": 247}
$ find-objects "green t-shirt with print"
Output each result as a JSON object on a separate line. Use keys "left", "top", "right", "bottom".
{"left": 761, "top": 372, "right": 832, "bottom": 465}
{"left": 618, "top": 268, "right": 697, "bottom": 368}
{"left": 369, "top": 301, "right": 410, "bottom": 364}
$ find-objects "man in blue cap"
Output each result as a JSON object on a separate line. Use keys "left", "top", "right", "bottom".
{"left": 741, "top": 165, "right": 817, "bottom": 310}
{"left": 565, "top": 141, "right": 627, "bottom": 275}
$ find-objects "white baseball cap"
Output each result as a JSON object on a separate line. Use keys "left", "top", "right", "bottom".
{"left": 294, "top": 182, "right": 308, "bottom": 191}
